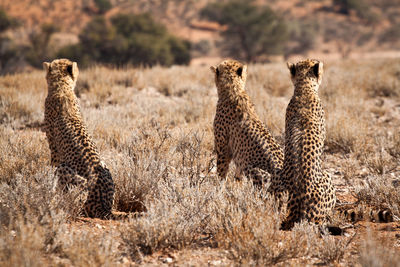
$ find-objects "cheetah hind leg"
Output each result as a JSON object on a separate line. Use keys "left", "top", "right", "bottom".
{"left": 55, "top": 163, "right": 88, "bottom": 214}
{"left": 83, "top": 170, "right": 115, "bottom": 219}
{"left": 55, "top": 163, "right": 87, "bottom": 192}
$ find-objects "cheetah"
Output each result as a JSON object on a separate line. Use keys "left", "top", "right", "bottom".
{"left": 211, "top": 59, "right": 283, "bottom": 185}
{"left": 269, "top": 59, "right": 336, "bottom": 230}
{"left": 43, "top": 58, "right": 115, "bottom": 219}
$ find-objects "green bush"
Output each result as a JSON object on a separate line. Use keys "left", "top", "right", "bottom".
{"left": 193, "top": 39, "right": 211, "bottom": 55}
{"left": 201, "top": 0, "right": 288, "bottom": 62}
{"left": 0, "top": 37, "right": 26, "bottom": 74}
{"left": 58, "top": 14, "right": 191, "bottom": 67}
{"left": 25, "top": 24, "right": 59, "bottom": 68}
{"left": 285, "top": 20, "right": 318, "bottom": 57}
{"left": 0, "top": 9, "right": 24, "bottom": 74}
{"left": 94, "top": 0, "right": 112, "bottom": 14}
{"left": 0, "top": 9, "right": 19, "bottom": 33}
{"left": 333, "top": 0, "right": 377, "bottom": 22}
{"left": 380, "top": 23, "right": 400, "bottom": 43}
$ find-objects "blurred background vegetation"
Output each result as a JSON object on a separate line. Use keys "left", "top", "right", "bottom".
{"left": 0, "top": 0, "right": 399, "bottom": 74}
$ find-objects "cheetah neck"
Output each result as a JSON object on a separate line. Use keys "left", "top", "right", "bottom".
{"left": 47, "top": 80, "right": 81, "bottom": 117}
{"left": 293, "top": 78, "right": 319, "bottom": 97}
{"left": 218, "top": 85, "right": 257, "bottom": 116}
{"left": 217, "top": 83, "right": 243, "bottom": 99}
{"left": 47, "top": 79, "right": 76, "bottom": 96}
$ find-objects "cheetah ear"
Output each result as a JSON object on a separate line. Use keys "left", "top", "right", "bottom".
{"left": 67, "top": 62, "right": 79, "bottom": 81}
{"left": 210, "top": 65, "right": 219, "bottom": 77}
{"left": 43, "top": 62, "right": 51, "bottom": 73}
{"left": 312, "top": 61, "right": 323, "bottom": 82}
{"left": 287, "top": 62, "right": 296, "bottom": 77}
{"left": 237, "top": 64, "right": 247, "bottom": 77}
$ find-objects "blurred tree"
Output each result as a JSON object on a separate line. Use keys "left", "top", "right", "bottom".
{"left": 58, "top": 13, "right": 190, "bottom": 67}
{"left": 25, "top": 24, "right": 60, "bottom": 68}
{"left": 201, "top": 0, "right": 288, "bottom": 62}
{"left": 0, "top": 9, "right": 24, "bottom": 74}
{"left": 334, "top": 0, "right": 368, "bottom": 15}
{"left": 380, "top": 23, "right": 400, "bottom": 44}
{"left": 0, "top": 8, "right": 19, "bottom": 33}
{"left": 79, "top": 16, "right": 120, "bottom": 62}
{"left": 333, "top": 0, "right": 378, "bottom": 24}
{"left": 285, "top": 20, "right": 318, "bottom": 58}
{"left": 193, "top": 39, "right": 211, "bottom": 56}
{"left": 94, "top": 0, "right": 112, "bottom": 14}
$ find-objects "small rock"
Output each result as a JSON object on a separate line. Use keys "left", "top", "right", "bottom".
{"left": 122, "top": 257, "right": 130, "bottom": 264}
{"left": 209, "top": 260, "right": 222, "bottom": 265}
{"left": 162, "top": 257, "right": 173, "bottom": 263}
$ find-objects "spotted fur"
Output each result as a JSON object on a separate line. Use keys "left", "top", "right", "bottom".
{"left": 43, "top": 58, "right": 115, "bottom": 219}
{"left": 270, "top": 59, "right": 336, "bottom": 229}
{"left": 211, "top": 59, "right": 283, "bottom": 185}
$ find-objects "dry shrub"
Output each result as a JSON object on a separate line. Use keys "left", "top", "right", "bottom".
{"left": 110, "top": 128, "right": 171, "bottom": 213}
{"left": 247, "top": 64, "right": 292, "bottom": 97}
{"left": 217, "top": 194, "right": 353, "bottom": 266}
{"left": 387, "top": 132, "right": 400, "bottom": 160}
{"left": 0, "top": 72, "right": 45, "bottom": 127}
{"left": 56, "top": 229, "right": 121, "bottom": 266}
{"left": 354, "top": 175, "right": 400, "bottom": 219}
{"left": 359, "top": 233, "right": 400, "bottom": 267}
{"left": 364, "top": 150, "right": 396, "bottom": 176}
{"left": 322, "top": 64, "right": 374, "bottom": 155}
{"left": 119, "top": 175, "right": 221, "bottom": 261}
{"left": 0, "top": 220, "right": 50, "bottom": 266}
{"left": 325, "top": 115, "right": 370, "bottom": 154}
{"left": 215, "top": 188, "right": 295, "bottom": 265}
{"left": 0, "top": 165, "right": 82, "bottom": 223}
{"left": 305, "top": 226, "right": 354, "bottom": 265}
{"left": 365, "top": 70, "right": 400, "bottom": 98}
{"left": 0, "top": 167, "right": 76, "bottom": 266}
{"left": 0, "top": 127, "right": 49, "bottom": 184}
{"left": 0, "top": 166, "right": 121, "bottom": 266}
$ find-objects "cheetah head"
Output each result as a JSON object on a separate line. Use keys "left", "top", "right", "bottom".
{"left": 43, "top": 59, "right": 79, "bottom": 86}
{"left": 210, "top": 59, "right": 247, "bottom": 91}
{"left": 287, "top": 59, "right": 323, "bottom": 87}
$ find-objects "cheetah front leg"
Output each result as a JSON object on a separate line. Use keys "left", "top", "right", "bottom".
{"left": 44, "top": 122, "right": 62, "bottom": 166}
{"left": 215, "top": 145, "right": 232, "bottom": 180}
{"left": 214, "top": 126, "right": 232, "bottom": 180}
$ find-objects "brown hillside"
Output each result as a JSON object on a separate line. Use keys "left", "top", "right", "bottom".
{"left": 1, "top": 0, "right": 400, "bottom": 63}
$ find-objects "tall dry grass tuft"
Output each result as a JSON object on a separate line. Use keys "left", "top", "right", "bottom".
{"left": 359, "top": 233, "right": 400, "bottom": 267}
{"left": 0, "top": 127, "right": 49, "bottom": 184}
{"left": 354, "top": 174, "right": 400, "bottom": 219}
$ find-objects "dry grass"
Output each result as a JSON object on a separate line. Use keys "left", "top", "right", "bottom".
{"left": 359, "top": 232, "right": 400, "bottom": 267}
{"left": 1, "top": 58, "right": 400, "bottom": 265}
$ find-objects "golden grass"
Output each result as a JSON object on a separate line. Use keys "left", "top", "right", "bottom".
{"left": 1, "top": 58, "right": 399, "bottom": 265}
